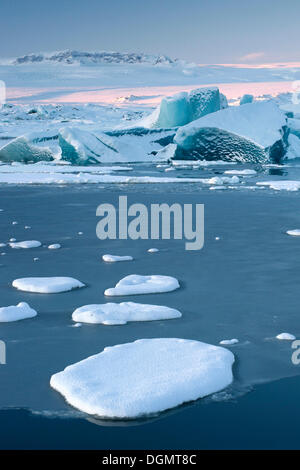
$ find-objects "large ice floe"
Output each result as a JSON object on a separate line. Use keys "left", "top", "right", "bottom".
{"left": 50, "top": 338, "right": 234, "bottom": 419}
{"left": 104, "top": 274, "right": 180, "bottom": 296}
{"left": 72, "top": 302, "right": 182, "bottom": 325}
{"left": 140, "top": 87, "right": 225, "bottom": 128}
{"left": 173, "top": 101, "right": 288, "bottom": 163}
{"left": 0, "top": 302, "right": 37, "bottom": 322}
{"left": 12, "top": 277, "right": 85, "bottom": 293}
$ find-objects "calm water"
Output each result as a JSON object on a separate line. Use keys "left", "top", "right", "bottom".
{"left": 1, "top": 183, "right": 300, "bottom": 448}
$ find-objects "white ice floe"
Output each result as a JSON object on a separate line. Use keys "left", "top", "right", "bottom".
{"left": 224, "top": 169, "right": 257, "bottom": 176}
{"left": 12, "top": 277, "right": 85, "bottom": 293}
{"left": 257, "top": 181, "right": 300, "bottom": 191}
{"left": 219, "top": 339, "right": 239, "bottom": 345}
{"left": 276, "top": 333, "right": 296, "bottom": 340}
{"left": 148, "top": 248, "right": 159, "bottom": 253}
{"left": 0, "top": 302, "right": 37, "bottom": 322}
{"left": 207, "top": 176, "right": 239, "bottom": 185}
{"left": 50, "top": 338, "right": 234, "bottom": 419}
{"left": 104, "top": 274, "right": 180, "bottom": 296}
{"left": 286, "top": 229, "right": 300, "bottom": 236}
{"left": 48, "top": 244, "right": 61, "bottom": 250}
{"left": 9, "top": 240, "right": 41, "bottom": 249}
{"left": 102, "top": 254, "right": 133, "bottom": 263}
{"left": 72, "top": 302, "right": 182, "bottom": 325}
{"left": 0, "top": 243, "right": 6, "bottom": 248}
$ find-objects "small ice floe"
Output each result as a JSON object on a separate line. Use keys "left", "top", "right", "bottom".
{"left": 9, "top": 238, "right": 16, "bottom": 242}
{"left": 286, "top": 229, "right": 300, "bottom": 237}
{"left": 12, "top": 277, "right": 85, "bottom": 293}
{"left": 276, "top": 333, "right": 296, "bottom": 340}
{"left": 33, "top": 257, "right": 39, "bottom": 262}
{"left": 219, "top": 339, "right": 239, "bottom": 345}
{"left": 24, "top": 226, "right": 31, "bottom": 229}
{"left": 0, "top": 209, "right": 3, "bottom": 212}
{"left": 72, "top": 302, "right": 182, "bottom": 325}
{"left": 257, "top": 181, "right": 300, "bottom": 191}
{"left": 104, "top": 274, "right": 180, "bottom": 296}
{"left": 9, "top": 240, "right": 41, "bottom": 249}
{"left": 12, "top": 221, "right": 18, "bottom": 225}
{"left": 102, "top": 254, "right": 133, "bottom": 263}
{"left": 78, "top": 232, "right": 83, "bottom": 235}
{"left": 0, "top": 302, "right": 37, "bottom": 322}
{"left": 207, "top": 176, "right": 239, "bottom": 185}
{"left": 215, "top": 237, "right": 220, "bottom": 241}
{"left": 164, "top": 167, "right": 175, "bottom": 172}
{"left": 48, "top": 244, "right": 61, "bottom": 250}
{"left": 71, "top": 322, "right": 82, "bottom": 328}
{"left": 148, "top": 248, "right": 159, "bottom": 253}
{"left": 0, "top": 243, "right": 6, "bottom": 248}
{"left": 224, "top": 169, "right": 257, "bottom": 176}
{"left": 1, "top": 253, "right": 6, "bottom": 256}
{"left": 50, "top": 338, "right": 234, "bottom": 419}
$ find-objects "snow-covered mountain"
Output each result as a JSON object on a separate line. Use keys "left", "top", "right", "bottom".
{"left": 10, "top": 50, "right": 177, "bottom": 66}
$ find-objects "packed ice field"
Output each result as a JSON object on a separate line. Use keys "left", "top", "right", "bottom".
{"left": 1, "top": 52, "right": 300, "bottom": 421}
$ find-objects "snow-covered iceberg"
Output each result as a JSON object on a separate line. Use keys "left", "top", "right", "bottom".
{"left": 104, "top": 274, "right": 180, "bottom": 296}
{"left": 173, "top": 101, "right": 289, "bottom": 163}
{"left": 72, "top": 302, "right": 182, "bottom": 325}
{"left": 0, "top": 302, "right": 37, "bottom": 322}
{"left": 240, "top": 94, "right": 254, "bottom": 105}
{"left": 50, "top": 338, "right": 234, "bottom": 418}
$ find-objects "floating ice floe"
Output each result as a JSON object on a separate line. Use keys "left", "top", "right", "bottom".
{"left": 0, "top": 302, "right": 37, "bottom": 322}
{"left": 224, "top": 169, "right": 257, "bottom": 176}
{"left": 173, "top": 102, "right": 288, "bottom": 163}
{"left": 104, "top": 274, "right": 180, "bottom": 296}
{"left": 102, "top": 254, "right": 133, "bottom": 263}
{"left": 286, "top": 229, "right": 300, "bottom": 236}
{"left": 0, "top": 243, "right": 6, "bottom": 248}
{"left": 50, "top": 338, "right": 234, "bottom": 419}
{"left": 257, "top": 181, "right": 300, "bottom": 191}
{"left": 148, "top": 248, "right": 159, "bottom": 253}
{"left": 276, "top": 333, "right": 296, "bottom": 340}
{"left": 72, "top": 302, "right": 182, "bottom": 325}
{"left": 9, "top": 240, "right": 41, "bottom": 249}
{"left": 219, "top": 339, "right": 239, "bottom": 345}
{"left": 48, "top": 244, "right": 61, "bottom": 249}
{"left": 12, "top": 277, "right": 85, "bottom": 293}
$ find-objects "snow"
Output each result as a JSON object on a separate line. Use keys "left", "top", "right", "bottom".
{"left": 0, "top": 302, "right": 37, "bottom": 322}
{"left": 48, "top": 244, "right": 61, "bottom": 249}
{"left": 276, "top": 333, "right": 296, "bottom": 340}
{"left": 104, "top": 274, "right": 180, "bottom": 296}
{"left": 12, "top": 277, "right": 85, "bottom": 293}
{"left": 72, "top": 301, "right": 182, "bottom": 325}
{"left": 9, "top": 240, "right": 41, "bottom": 249}
{"left": 102, "top": 254, "right": 133, "bottom": 263}
{"left": 286, "top": 229, "right": 300, "bottom": 236}
{"left": 50, "top": 338, "right": 234, "bottom": 418}
{"left": 220, "top": 339, "right": 239, "bottom": 345}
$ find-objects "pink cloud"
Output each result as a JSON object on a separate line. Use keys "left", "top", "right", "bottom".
{"left": 239, "top": 52, "right": 265, "bottom": 62}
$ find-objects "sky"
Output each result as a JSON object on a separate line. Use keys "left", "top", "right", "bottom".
{"left": 0, "top": 0, "right": 299, "bottom": 64}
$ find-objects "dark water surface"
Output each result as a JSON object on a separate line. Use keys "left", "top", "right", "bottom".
{"left": 0, "top": 184, "right": 300, "bottom": 448}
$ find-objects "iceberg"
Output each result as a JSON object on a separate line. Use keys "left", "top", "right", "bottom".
{"left": 141, "top": 87, "right": 224, "bottom": 129}
{"left": 58, "top": 127, "right": 119, "bottom": 164}
{"left": 102, "top": 254, "right": 133, "bottom": 263}
{"left": 174, "top": 101, "right": 288, "bottom": 163}
{"left": 50, "top": 338, "right": 234, "bottom": 418}
{"left": 240, "top": 94, "right": 254, "bottom": 105}
{"left": 72, "top": 302, "right": 182, "bottom": 325}
{"left": 0, "top": 132, "right": 57, "bottom": 163}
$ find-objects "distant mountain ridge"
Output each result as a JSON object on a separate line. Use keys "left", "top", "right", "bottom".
{"left": 10, "top": 50, "right": 178, "bottom": 66}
